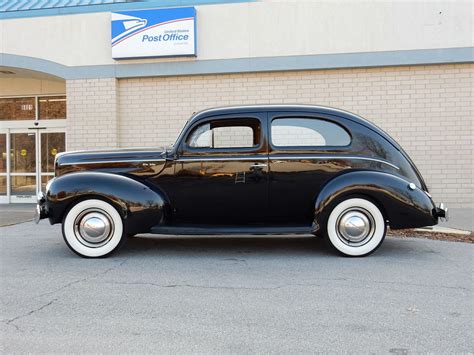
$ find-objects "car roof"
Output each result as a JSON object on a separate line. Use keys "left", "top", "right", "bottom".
{"left": 189, "top": 104, "right": 401, "bottom": 150}
{"left": 192, "top": 104, "right": 351, "bottom": 117}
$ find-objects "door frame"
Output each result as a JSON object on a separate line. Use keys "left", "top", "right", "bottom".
{"left": 0, "top": 128, "right": 9, "bottom": 204}
{"left": 0, "top": 125, "right": 66, "bottom": 203}
{"left": 9, "top": 128, "right": 39, "bottom": 203}
{"left": 38, "top": 127, "right": 66, "bottom": 200}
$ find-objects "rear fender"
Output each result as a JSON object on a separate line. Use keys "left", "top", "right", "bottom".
{"left": 45, "top": 172, "right": 167, "bottom": 235}
{"left": 314, "top": 171, "right": 437, "bottom": 232}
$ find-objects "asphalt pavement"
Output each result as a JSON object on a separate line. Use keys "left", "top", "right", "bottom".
{"left": 0, "top": 220, "right": 472, "bottom": 353}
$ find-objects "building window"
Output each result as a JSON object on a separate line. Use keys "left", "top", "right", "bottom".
{"left": 271, "top": 118, "right": 351, "bottom": 147}
{"left": 0, "top": 97, "right": 36, "bottom": 120}
{"left": 38, "top": 96, "right": 66, "bottom": 120}
{"left": 0, "top": 96, "right": 66, "bottom": 121}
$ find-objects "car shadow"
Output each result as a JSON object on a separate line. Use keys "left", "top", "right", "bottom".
{"left": 120, "top": 235, "right": 333, "bottom": 257}
{"left": 118, "top": 235, "right": 415, "bottom": 258}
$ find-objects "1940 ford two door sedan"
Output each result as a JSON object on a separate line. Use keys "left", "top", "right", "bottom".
{"left": 36, "top": 105, "right": 447, "bottom": 258}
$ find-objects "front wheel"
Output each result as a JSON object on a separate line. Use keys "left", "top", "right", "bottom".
{"left": 62, "top": 199, "right": 125, "bottom": 258}
{"left": 325, "top": 198, "right": 386, "bottom": 257}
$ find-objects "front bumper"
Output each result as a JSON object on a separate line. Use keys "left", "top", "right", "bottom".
{"left": 435, "top": 202, "right": 448, "bottom": 221}
{"left": 35, "top": 192, "right": 49, "bottom": 224}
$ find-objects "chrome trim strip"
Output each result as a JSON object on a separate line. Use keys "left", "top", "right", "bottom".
{"left": 176, "top": 156, "right": 268, "bottom": 162}
{"left": 59, "top": 158, "right": 166, "bottom": 166}
{"left": 177, "top": 155, "right": 399, "bottom": 169}
{"left": 269, "top": 155, "right": 400, "bottom": 170}
{"left": 57, "top": 148, "right": 165, "bottom": 156}
{"left": 59, "top": 155, "right": 398, "bottom": 170}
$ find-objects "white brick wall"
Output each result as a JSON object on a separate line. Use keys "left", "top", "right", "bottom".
{"left": 66, "top": 78, "right": 118, "bottom": 150}
{"left": 67, "top": 64, "right": 473, "bottom": 208}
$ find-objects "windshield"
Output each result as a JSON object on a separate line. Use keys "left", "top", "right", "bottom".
{"left": 171, "top": 117, "right": 192, "bottom": 148}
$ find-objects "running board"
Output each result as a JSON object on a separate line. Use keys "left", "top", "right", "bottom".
{"left": 150, "top": 225, "right": 313, "bottom": 236}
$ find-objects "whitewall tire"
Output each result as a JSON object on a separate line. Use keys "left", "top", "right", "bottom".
{"left": 62, "top": 199, "right": 125, "bottom": 258}
{"left": 325, "top": 198, "right": 386, "bottom": 257}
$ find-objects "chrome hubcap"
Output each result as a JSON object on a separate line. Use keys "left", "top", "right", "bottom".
{"left": 336, "top": 208, "right": 375, "bottom": 246}
{"left": 74, "top": 209, "right": 114, "bottom": 247}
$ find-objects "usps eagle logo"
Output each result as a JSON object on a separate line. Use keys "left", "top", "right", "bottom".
{"left": 112, "top": 13, "right": 148, "bottom": 45}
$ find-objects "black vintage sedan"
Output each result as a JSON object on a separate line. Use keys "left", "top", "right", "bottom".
{"left": 36, "top": 105, "right": 447, "bottom": 257}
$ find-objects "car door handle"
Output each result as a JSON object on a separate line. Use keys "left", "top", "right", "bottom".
{"left": 250, "top": 163, "right": 267, "bottom": 168}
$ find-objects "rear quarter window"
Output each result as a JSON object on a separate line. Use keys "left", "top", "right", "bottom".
{"left": 271, "top": 117, "right": 351, "bottom": 147}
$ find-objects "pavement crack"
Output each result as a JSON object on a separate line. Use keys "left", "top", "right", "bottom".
{"left": 35, "top": 258, "right": 129, "bottom": 298}
{"left": 3, "top": 259, "right": 129, "bottom": 332}
{"left": 3, "top": 299, "right": 57, "bottom": 332}
{"left": 105, "top": 281, "right": 288, "bottom": 291}
{"left": 104, "top": 277, "right": 469, "bottom": 293}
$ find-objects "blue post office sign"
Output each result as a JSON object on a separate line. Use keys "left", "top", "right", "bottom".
{"left": 111, "top": 7, "right": 196, "bottom": 59}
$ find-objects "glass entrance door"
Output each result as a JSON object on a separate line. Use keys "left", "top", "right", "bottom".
{"left": 1, "top": 129, "right": 65, "bottom": 203}
{"left": 40, "top": 131, "right": 65, "bottom": 193}
{"left": 10, "top": 131, "right": 37, "bottom": 202}
{"left": 1, "top": 95, "right": 67, "bottom": 203}
{"left": 0, "top": 132, "right": 7, "bottom": 203}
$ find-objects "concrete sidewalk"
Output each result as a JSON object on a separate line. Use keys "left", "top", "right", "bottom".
{"left": 0, "top": 204, "right": 35, "bottom": 227}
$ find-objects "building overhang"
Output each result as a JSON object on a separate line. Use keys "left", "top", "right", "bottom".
{"left": 1, "top": 47, "right": 473, "bottom": 81}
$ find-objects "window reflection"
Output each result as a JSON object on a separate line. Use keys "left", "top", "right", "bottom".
{"left": 11, "top": 176, "right": 36, "bottom": 196}
{"left": 41, "top": 175, "right": 53, "bottom": 193}
{"left": 271, "top": 118, "right": 351, "bottom": 147}
{"left": 0, "top": 176, "right": 6, "bottom": 196}
{"left": 41, "top": 132, "right": 65, "bottom": 173}
{"left": 187, "top": 118, "right": 260, "bottom": 149}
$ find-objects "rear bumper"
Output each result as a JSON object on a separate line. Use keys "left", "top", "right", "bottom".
{"left": 435, "top": 203, "right": 448, "bottom": 221}
{"left": 34, "top": 192, "right": 49, "bottom": 223}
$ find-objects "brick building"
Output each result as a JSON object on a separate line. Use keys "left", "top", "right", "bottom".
{"left": 0, "top": 0, "right": 472, "bottom": 229}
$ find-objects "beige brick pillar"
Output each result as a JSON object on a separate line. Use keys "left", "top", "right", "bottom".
{"left": 66, "top": 78, "right": 118, "bottom": 150}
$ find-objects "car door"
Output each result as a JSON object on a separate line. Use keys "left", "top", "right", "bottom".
{"left": 267, "top": 111, "right": 352, "bottom": 225}
{"left": 170, "top": 112, "right": 269, "bottom": 225}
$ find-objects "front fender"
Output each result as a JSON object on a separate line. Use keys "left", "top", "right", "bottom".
{"left": 314, "top": 171, "right": 438, "bottom": 231}
{"left": 45, "top": 172, "right": 168, "bottom": 235}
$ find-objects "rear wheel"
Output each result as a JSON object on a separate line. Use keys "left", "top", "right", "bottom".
{"left": 62, "top": 199, "right": 125, "bottom": 258}
{"left": 325, "top": 198, "right": 386, "bottom": 257}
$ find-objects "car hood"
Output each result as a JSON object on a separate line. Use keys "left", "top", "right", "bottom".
{"left": 56, "top": 147, "right": 167, "bottom": 165}
{"left": 54, "top": 147, "right": 169, "bottom": 176}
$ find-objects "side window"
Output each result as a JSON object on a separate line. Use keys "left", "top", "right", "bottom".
{"left": 187, "top": 118, "right": 260, "bottom": 149}
{"left": 271, "top": 117, "right": 351, "bottom": 147}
